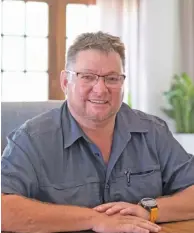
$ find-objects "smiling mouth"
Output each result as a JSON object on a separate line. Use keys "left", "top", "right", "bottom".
{"left": 89, "top": 100, "right": 108, "bottom": 104}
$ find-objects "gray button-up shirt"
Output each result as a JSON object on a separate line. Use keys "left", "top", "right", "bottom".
{"left": 2, "top": 102, "right": 194, "bottom": 207}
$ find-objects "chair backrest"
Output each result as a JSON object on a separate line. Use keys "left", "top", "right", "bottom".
{"left": 1, "top": 101, "right": 63, "bottom": 153}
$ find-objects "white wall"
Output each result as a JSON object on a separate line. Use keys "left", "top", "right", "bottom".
{"left": 134, "top": 0, "right": 181, "bottom": 131}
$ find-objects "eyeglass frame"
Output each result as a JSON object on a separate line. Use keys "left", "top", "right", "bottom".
{"left": 65, "top": 70, "right": 126, "bottom": 88}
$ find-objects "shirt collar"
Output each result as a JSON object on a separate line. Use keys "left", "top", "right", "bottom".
{"left": 118, "top": 103, "right": 149, "bottom": 132}
{"left": 61, "top": 102, "right": 86, "bottom": 149}
{"left": 62, "top": 101, "right": 148, "bottom": 149}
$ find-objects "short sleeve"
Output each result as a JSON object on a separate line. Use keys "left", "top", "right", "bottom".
{"left": 156, "top": 122, "right": 194, "bottom": 195}
{"left": 1, "top": 127, "right": 40, "bottom": 197}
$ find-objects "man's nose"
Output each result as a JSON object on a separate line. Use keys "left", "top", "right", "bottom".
{"left": 92, "top": 77, "right": 108, "bottom": 92}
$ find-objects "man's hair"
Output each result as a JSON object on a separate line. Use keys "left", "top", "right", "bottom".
{"left": 65, "top": 31, "right": 125, "bottom": 70}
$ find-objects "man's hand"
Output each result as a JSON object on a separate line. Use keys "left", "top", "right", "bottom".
{"left": 92, "top": 213, "right": 161, "bottom": 233}
{"left": 94, "top": 202, "right": 150, "bottom": 220}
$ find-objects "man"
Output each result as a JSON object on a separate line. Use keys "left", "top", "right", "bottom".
{"left": 1, "top": 31, "right": 194, "bottom": 233}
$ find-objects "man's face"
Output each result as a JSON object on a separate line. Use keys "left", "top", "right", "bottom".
{"left": 62, "top": 49, "right": 125, "bottom": 122}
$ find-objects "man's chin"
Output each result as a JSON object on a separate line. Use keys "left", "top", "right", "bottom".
{"left": 86, "top": 112, "right": 115, "bottom": 122}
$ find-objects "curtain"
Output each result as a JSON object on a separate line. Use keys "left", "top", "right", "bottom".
{"left": 179, "top": 0, "right": 194, "bottom": 80}
{"left": 96, "top": 0, "right": 142, "bottom": 108}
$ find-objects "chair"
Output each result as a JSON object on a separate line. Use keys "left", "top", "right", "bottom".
{"left": 1, "top": 101, "right": 63, "bottom": 153}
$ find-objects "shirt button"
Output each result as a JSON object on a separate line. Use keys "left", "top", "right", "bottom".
{"left": 114, "top": 194, "right": 121, "bottom": 201}
{"left": 105, "top": 184, "right": 110, "bottom": 189}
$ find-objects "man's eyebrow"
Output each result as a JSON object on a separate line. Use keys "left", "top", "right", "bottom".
{"left": 79, "top": 69, "right": 97, "bottom": 73}
{"left": 79, "top": 69, "right": 120, "bottom": 75}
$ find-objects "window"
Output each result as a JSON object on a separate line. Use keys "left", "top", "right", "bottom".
{"left": 1, "top": 0, "right": 49, "bottom": 101}
{"left": 1, "top": 0, "right": 98, "bottom": 101}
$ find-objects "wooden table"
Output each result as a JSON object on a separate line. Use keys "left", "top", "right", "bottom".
{"left": 159, "top": 220, "right": 194, "bottom": 233}
{"left": 2, "top": 220, "right": 194, "bottom": 233}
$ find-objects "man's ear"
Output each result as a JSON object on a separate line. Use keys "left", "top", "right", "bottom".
{"left": 60, "top": 70, "right": 68, "bottom": 94}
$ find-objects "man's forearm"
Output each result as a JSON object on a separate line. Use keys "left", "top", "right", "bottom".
{"left": 2, "top": 194, "right": 100, "bottom": 233}
{"left": 156, "top": 185, "right": 194, "bottom": 223}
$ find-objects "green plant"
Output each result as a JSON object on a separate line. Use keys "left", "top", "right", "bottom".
{"left": 162, "top": 73, "right": 194, "bottom": 133}
{"left": 127, "top": 93, "right": 132, "bottom": 107}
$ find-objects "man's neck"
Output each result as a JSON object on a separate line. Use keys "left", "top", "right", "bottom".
{"left": 68, "top": 107, "right": 116, "bottom": 142}
{"left": 79, "top": 117, "right": 115, "bottom": 164}
{"left": 81, "top": 119, "right": 115, "bottom": 140}
{"left": 68, "top": 106, "right": 116, "bottom": 163}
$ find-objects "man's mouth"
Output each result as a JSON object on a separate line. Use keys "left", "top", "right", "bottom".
{"left": 89, "top": 100, "right": 108, "bottom": 104}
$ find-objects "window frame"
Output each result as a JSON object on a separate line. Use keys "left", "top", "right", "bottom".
{"left": 49, "top": 0, "right": 96, "bottom": 100}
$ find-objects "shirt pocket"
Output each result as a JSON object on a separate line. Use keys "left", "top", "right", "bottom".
{"left": 38, "top": 177, "right": 103, "bottom": 207}
{"left": 109, "top": 165, "right": 162, "bottom": 203}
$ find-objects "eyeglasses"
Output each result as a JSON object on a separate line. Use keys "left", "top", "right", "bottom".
{"left": 66, "top": 70, "right": 125, "bottom": 88}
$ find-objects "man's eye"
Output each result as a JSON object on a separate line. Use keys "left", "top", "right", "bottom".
{"left": 81, "top": 75, "right": 95, "bottom": 80}
{"left": 106, "top": 76, "right": 119, "bottom": 82}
